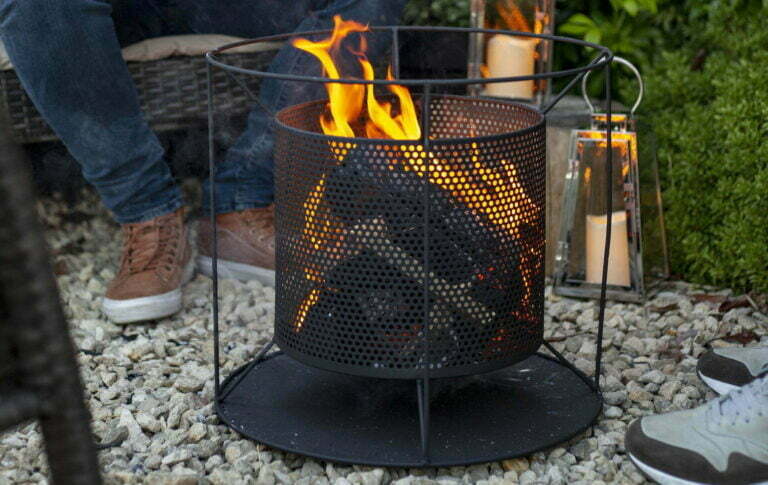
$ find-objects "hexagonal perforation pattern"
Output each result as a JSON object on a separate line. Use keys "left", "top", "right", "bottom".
{"left": 273, "top": 95, "right": 545, "bottom": 379}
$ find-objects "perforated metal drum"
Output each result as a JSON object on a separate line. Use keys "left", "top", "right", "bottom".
{"left": 273, "top": 95, "right": 546, "bottom": 379}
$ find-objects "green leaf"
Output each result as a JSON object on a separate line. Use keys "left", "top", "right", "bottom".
{"left": 623, "top": 0, "right": 640, "bottom": 16}
{"left": 584, "top": 29, "right": 603, "bottom": 44}
{"left": 559, "top": 13, "right": 597, "bottom": 35}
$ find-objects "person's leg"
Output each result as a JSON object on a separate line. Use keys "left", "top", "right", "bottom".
{"left": 180, "top": 0, "right": 407, "bottom": 283}
{"left": 0, "top": 0, "right": 182, "bottom": 224}
{"left": 188, "top": 0, "right": 409, "bottom": 213}
{"left": 1, "top": 0, "right": 196, "bottom": 323}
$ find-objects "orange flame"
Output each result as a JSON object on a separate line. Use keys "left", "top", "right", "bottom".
{"left": 292, "top": 16, "right": 367, "bottom": 137}
{"left": 576, "top": 130, "right": 635, "bottom": 161}
{"left": 491, "top": 1, "right": 547, "bottom": 35}
{"left": 497, "top": 0, "right": 532, "bottom": 33}
{"left": 292, "top": 15, "right": 421, "bottom": 141}
{"left": 294, "top": 287, "right": 320, "bottom": 331}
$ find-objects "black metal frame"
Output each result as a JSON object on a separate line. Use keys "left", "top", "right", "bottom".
{"left": 205, "top": 25, "right": 614, "bottom": 466}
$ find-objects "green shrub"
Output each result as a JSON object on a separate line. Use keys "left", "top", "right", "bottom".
{"left": 639, "top": 2, "right": 768, "bottom": 291}
{"left": 402, "top": 0, "right": 768, "bottom": 290}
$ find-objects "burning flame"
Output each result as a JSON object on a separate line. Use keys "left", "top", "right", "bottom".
{"left": 576, "top": 129, "right": 638, "bottom": 204}
{"left": 576, "top": 130, "right": 636, "bottom": 163}
{"left": 289, "top": 15, "right": 541, "bottom": 333}
{"left": 496, "top": 0, "right": 533, "bottom": 33}
{"left": 491, "top": 0, "right": 547, "bottom": 36}
{"left": 293, "top": 16, "right": 421, "bottom": 140}
{"left": 294, "top": 287, "right": 320, "bottom": 331}
{"left": 292, "top": 17, "right": 366, "bottom": 137}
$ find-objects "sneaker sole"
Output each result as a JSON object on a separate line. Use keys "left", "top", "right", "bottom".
{"left": 102, "top": 260, "right": 195, "bottom": 324}
{"left": 697, "top": 371, "right": 740, "bottom": 396}
{"left": 629, "top": 453, "right": 706, "bottom": 485}
{"left": 196, "top": 255, "right": 275, "bottom": 287}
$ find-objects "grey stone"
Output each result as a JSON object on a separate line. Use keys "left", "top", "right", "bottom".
{"left": 188, "top": 423, "right": 207, "bottom": 443}
{"left": 518, "top": 470, "right": 538, "bottom": 484}
{"left": 162, "top": 449, "right": 193, "bottom": 466}
{"left": 175, "top": 377, "right": 204, "bottom": 393}
{"left": 639, "top": 370, "right": 666, "bottom": 385}
{"left": 604, "top": 406, "right": 623, "bottom": 418}
{"left": 118, "top": 408, "right": 149, "bottom": 451}
{"left": 603, "top": 391, "right": 627, "bottom": 406}
{"left": 258, "top": 465, "right": 276, "bottom": 485}
{"left": 146, "top": 472, "right": 200, "bottom": 485}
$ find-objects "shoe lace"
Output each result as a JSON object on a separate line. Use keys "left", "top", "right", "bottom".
{"left": 713, "top": 373, "right": 768, "bottom": 425}
{"left": 122, "top": 214, "right": 182, "bottom": 275}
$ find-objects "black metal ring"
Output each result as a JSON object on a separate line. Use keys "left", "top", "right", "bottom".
{"left": 205, "top": 25, "right": 612, "bottom": 87}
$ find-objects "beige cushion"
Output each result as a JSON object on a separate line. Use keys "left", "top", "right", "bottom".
{"left": 0, "top": 34, "right": 281, "bottom": 71}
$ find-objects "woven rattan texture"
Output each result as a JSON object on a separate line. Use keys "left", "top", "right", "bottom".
{"left": 273, "top": 95, "right": 546, "bottom": 379}
{"left": 0, "top": 52, "right": 272, "bottom": 144}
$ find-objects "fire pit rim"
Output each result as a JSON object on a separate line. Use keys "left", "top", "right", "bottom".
{"left": 272, "top": 94, "right": 546, "bottom": 144}
{"left": 205, "top": 25, "right": 613, "bottom": 89}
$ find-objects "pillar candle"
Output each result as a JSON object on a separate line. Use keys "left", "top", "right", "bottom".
{"left": 585, "top": 211, "right": 631, "bottom": 287}
{"left": 484, "top": 34, "right": 535, "bottom": 99}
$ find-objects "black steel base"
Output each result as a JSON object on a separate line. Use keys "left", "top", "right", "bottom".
{"left": 216, "top": 352, "right": 602, "bottom": 467}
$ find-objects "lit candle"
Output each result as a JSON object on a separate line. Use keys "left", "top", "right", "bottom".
{"left": 585, "top": 211, "right": 631, "bottom": 286}
{"left": 484, "top": 34, "right": 535, "bottom": 99}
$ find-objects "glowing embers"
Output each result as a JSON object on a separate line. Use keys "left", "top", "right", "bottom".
{"left": 282, "top": 139, "right": 543, "bottom": 373}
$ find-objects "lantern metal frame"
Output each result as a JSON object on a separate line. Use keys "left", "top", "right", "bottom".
{"left": 205, "top": 25, "right": 615, "bottom": 467}
{"left": 467, "top": 0, "right": 556, "bottom": 103}
{"left": 554, "top": 116, "right": 644, "bottom": 302}
{"left": 553, "top": 57, "right": 668, "bottom": 302}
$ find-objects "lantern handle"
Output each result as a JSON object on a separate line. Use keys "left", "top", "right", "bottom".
{"left": 581, "top": 56, "right": 643, "bottom": 118}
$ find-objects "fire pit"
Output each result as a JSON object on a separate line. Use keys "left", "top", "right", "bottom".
{"left": 206, "top": 24, "right": 614, "bottom": 466}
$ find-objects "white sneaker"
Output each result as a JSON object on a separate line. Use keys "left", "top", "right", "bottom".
{"left": 626, "top": 373, "right": 768, "bottom": 484}
{"left": 697, "top": 346, "right": 768, "bottom": 395}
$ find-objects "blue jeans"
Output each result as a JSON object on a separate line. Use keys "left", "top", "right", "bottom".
{"left": 0, "top": 0, "right": 407, "bottom": 223}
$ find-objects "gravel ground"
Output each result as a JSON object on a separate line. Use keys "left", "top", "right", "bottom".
{"left": 2, "top": 188, "right": 767, "bottom": 485}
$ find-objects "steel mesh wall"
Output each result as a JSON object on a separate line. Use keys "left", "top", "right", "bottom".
{"left": 273, "top": 95, "right": 545, "bottom": 379}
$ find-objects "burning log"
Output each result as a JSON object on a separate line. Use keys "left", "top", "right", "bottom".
{"left": 302, "top": 248, "right": 463, "bottom": 369}
{"left": 325, "top": 153, "right": 527, "bottom": 314}
{"left": 345, "top": 217, "right": 497, "bottom": 324}
{"left": 292, "top": 213, "right": 514, "bottom": 369}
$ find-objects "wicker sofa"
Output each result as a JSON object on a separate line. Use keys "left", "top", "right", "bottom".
{"left": 0, "top": 108, "right": 102, "bottom": 484}
{"left": 0, "top": 35, "right": 279, "bottom": 144}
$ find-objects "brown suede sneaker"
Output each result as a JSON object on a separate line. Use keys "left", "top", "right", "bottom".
{"left": 196, "top": 206, "right": 275, "bottom": 286}
{"left": 103, "top": 208, "right": 193, "bottom": 324}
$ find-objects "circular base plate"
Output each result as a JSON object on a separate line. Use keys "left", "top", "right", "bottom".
{"left": 216, "top": 353, "right": 602, "bottom": 467}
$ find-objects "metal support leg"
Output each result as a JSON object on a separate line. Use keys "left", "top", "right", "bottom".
{"left": 416, "top": 378, "right": 431, "bottom": 464}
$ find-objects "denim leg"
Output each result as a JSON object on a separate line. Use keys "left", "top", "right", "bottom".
{"left": 0, "top": 0, "right": 182, "bottom": 223}
{"left": 200, "top": 0, "right": 409, "bottom": 213}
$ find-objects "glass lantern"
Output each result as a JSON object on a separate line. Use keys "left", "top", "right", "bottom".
{"left": 553, "top": 57, "right": 669, "bottom": 302}
{"left": 468, "top": 0, "right": 555, "bottom": 104}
